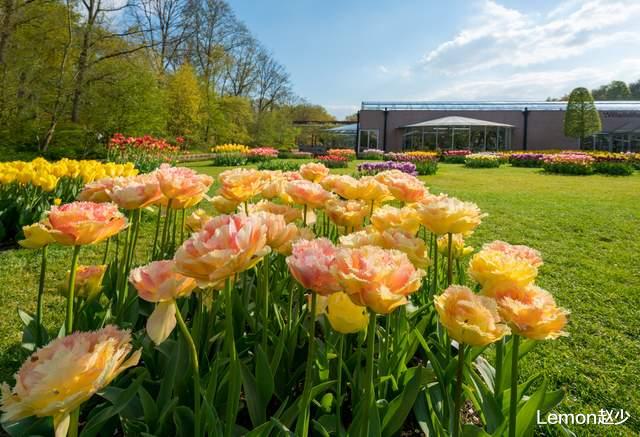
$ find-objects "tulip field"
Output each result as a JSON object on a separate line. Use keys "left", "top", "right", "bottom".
{"left": 0, "top": 159, "right": 638, "bottom": 437}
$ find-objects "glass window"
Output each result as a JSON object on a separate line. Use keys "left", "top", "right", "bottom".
{"left": 359, "top": 129, "right": 379, "bottom": 150}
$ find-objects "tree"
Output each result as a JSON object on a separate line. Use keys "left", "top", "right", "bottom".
{"left": 564, "top": 87, "right": 602, "bottom": 149}
{"left": 630, "top": 79, "right": 640, "bottom": 100}
{"left": 166, "top": 63, "right": 201, "bottom": 137}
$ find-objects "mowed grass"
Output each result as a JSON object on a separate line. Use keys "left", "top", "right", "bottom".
{"left": 0, "top": 161, "right": 638, "bottom": 436}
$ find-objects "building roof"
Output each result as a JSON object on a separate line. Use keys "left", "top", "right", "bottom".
{"left": 401, "top": 116, "right": 514, "bottom": 128}
{"left": 605, "top": 121, "right": 640, "bottom": 133}
{"left": 325, "top": 123, "right": 358, "bottom": 134}
{"left": 361, "top": 100, "right": 640, "bottom": 112}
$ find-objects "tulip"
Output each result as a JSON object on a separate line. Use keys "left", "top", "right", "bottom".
{"left": 300, "top": 162, "right": 329, "bottom": 182}
{"left": 325, "top": 198, "right": 369, "bottom": 230}
{"left": 333, "top": 245, "right": 425, "bottom": 314}
{"left": 0, "top": 326, "right": 140, "bottom": 437}
{"left": 175, "top": 214, "right": 270, "bottom": 288}
{"left": 414, "top": 195, "right": 485, "bottom": 236}
{"left": 77, "top": 177, "right": 119, "bottom": 203}
{"left": 482, "top": 240, "right": 543, "bottom": 268}
{"left": 246, "top": 200, "right": 302, "bottom": 223}
{"left": 371, "top": 204, "right": 421, "bottom": 235}
{"left": 320, "top": 175, "right": 361, "bottom": 200}
{"left": 378, "top": 228, "right": 431, "bottom": 269}
{"left": 185, "top": 208, "right": 211, "bottom": 233}
{"left": 107, "top": 174, "right": 163, "bottom": 210}
{"left": 469, "top": 249, "right": 538, "bottom": 294}
{"left": 59, "top": 265, "right": 107, "bottom": 301}
{"left": 374, "top": 169, "right": 427, "bottom": 203}
{"left": 325, "top": 292, "right": 368, "bottom": 334}
{"left": 18, "top": 223, "right": 55, "bottom": 249}
{"left": 437, "top": 234, "right": 474, "bottom": 259}
{"left": 155, "top": 164, "right": 213, "bottom": 203}
{"left": 45, "top": 201, "right": 128, "bottom": 246}
{"left": 285, "top": 180, "right": 333, "bottom": 209}
{"left": 286, "top": 238, "right": 341, "bottom": 295}
{"left": 218, "top": 168, "right": 267, "bottom": 203}
{"left": 210, "top": 195, "right": 239, "bottom": 214}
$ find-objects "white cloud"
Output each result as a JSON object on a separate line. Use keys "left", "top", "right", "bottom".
{"left": 427, "top": 59, "right": 640, "bottom": 100}
{"left": 421, "top": 0, "right": 640, "bottom": 73}
{"left": 323, "top": 104, "right": 360, "bottom": 119}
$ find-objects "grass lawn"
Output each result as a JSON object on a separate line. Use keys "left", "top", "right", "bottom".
{"left": 0, "top": 161, "right": 638, "bottom": 436}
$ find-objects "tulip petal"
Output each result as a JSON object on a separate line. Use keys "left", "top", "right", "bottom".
{"left": 54, "top": 413, "right": 70, "bottom": 437}
{"left": 147, "top": 301, "right": 177, "bottom": 345}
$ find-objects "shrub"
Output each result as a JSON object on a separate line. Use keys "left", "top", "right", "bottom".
{"left": 542, "top": 153, "right": 595, "bottom": 175}
{"left": 441, "top": 149, "right": 472, "bottom": 163}
{"left": 593, "top": 161, "right": 634, "bottom": 176}
{"left": 317, "top": 154, "right": 349, "bottom": 168}
{"left": 356, "top": 161, "right": 417, "bottom": 176}
{"left": 465, "top": 153, "right": 502, "bottom": 168}
{"left": 279, "top": 150, "right": 313, "bottom": 159}
{"left": 509, "top": 153, "right": 545, "bottom": 168}
{"left": 359, "top": 149, "right": 385, "bottom": 160}
{"left": 327, "top": 148, "right": 356, "bottom": 160}
{"left": 212, "top": 152, "right": 247, "bottom": 167}
{"left": 257, "top": 160, "right": 301, "bottom": 171}
{"left": 246, "top": 147, "right": 279, "bottom": 162}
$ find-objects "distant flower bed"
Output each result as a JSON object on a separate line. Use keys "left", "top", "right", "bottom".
{"left": 359, "top": 149, "right": 384, "bottom": 160}
{"left": 465, "top": 153, "right": 503, "bottom": 168}
{"left": 107, "top": 133, "right": 179, "bottom": 172}
{"left": 542, "top": 153, "right": 595, "bottom": 175}
{"left": 509, "top": 153, "right": 545, "bottom": 168}
{"left": 317, "top": 154, "right": 349, "bottom": 168}
{"left": 387, "top": 152, "right": 438, "bottom": 175}
{"left": 357, "top": 161, "right": 417, "bottom": 176}
{"left": 246, "top": 147, "right": 279, "bottom": 162}
{"left": 211, "top": 144, "right": 249, "bottom": 154}
{"left": 441, "top": 149, "right": 472, "bottom": 163}
{"left": 327, "top": 148, "right": 356, "bottom": 160}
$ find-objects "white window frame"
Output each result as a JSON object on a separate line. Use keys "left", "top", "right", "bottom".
{"left": 358, "top": 129, "right": 380, "bottom": 152}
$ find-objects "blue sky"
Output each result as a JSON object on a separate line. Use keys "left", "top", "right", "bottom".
{"left": 229, "top": 0, "right": 640, "bottom": 118}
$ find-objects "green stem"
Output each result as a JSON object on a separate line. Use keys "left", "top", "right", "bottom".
{"left": 65, "top": 246, "right": 81, "bottom": 334}
{"left": 35, "top": 246, "right": 48, "bottom": 347}
{"left": 180, "top": 209, "right": 185, "bottom": 243}
{"left": 160, "top": 199, "right": 173, "bottom": 256}
{"left": 447, "top": 232, "right": 453, "bottom": 287}
{"left": 336, "top": 334, "right": 344, "bottom": 437}
{"left": 262, "top": 256, "right": 270, "bottom": 351}
{"left": 431, "top": 240, "right": 439, "bottom": 296}
{"left": 495, "top": 338, "right": 504, "bottom": 397}
{"left": 224, "top": 278, "right": 240, "bottom": 437}
{"left": 509, "top": 335, "right": 520, "bottom": 437}
{"left": 297, "top": 292, "right": 317, "bottom": 437}
{"left": 101, "top": 237, "right": 110, "bottom": 264}
{"left": 68, "top": 408, "right": 80, "bottom": 437}
{"left": 175, "top": 302, "right": 201, "bottom": 437}
{"left": 303, "top": 204, "right": 308, "bottom": 227}
{"left": 452, "top": 344, "right": 465, "bottom": 437}
{"left": 362, "top": 310, "right": 376, "bottom": 437}
{"left": 151, "top": 205, "right": 162, "bottom": 259}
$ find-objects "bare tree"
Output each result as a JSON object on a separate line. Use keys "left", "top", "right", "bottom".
{"left": 254, "top": 48, "right": 291, "bottom": 112}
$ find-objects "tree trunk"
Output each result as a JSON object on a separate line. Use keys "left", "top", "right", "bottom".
{"left": 71, "top": 29, "right": 91, "bottom": 123}
{"left": 0, "top": 0, "right": 15, "bottom": 66}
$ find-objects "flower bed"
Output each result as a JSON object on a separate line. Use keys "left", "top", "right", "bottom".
{"left": 2, "top": 163, "right": 570, "bottom": 437}
{"left": 357, "top": 160, "right": 417, "bottom": 176}
{"left": 359, "top": 149, "right": 385, "bottom": 160}
{"left": 279, "top": 150, "right": 313, "bottom": 159}
{"left": 257, "top": 159, "right": 301, "bottom": 171}
{"left": 543, "top": 153, "right": 595, "bottom": 175}
{"left": 212, "top": 152, "right": 248, "bottom": 166}
{"left": 246, "top": 147, "right": 279, "bottom": 162}
{"left": 465, "top": 153, "right": 503, "bottom": 168}
{"left": 0, "top": 158, "right": 137, "bottom": 244}
{"left": 211, "top": 143, "right": 249, "bottom": 154}
{"left": 317, "top": 154, "right": 349, "bottom": 168}
{"left": 441, "top": 149, "right": 472, "bottom": 163}
{"left": 387, "top": 151, "right": 439, "bottom": 175}
{"left": 509, "top": 153, "right": 545, "bottom": 168}
{"left": 327, "top": 148, "right": 356, "bottom": 160}
{"left": 107, "top": 133, "right": 179, "bottom": 172}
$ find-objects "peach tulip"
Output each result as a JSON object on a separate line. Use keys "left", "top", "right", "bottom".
{"left": 155, "top": 164, "right": 213, "bottom": 204}
{"left": 218, "top": 168, "right": 268, "bottom": 203}
{"left": 107, "top": 174, "right": 163, "bottom": 210}
{"left": 44, "top": 201, "right": 127, "bottom": 246}
{"left": 59, "top": 265, "right": 107, "bottom": 300}
{"left": 300, "top": 162, "right": 330, "bottom": 182}
{"left": 185, "top": 209, "right": 211, "bottom": 233}
{"left": 358, "top": 176, "right": 393, "bottom": 203}
{"left": 469, "top": 249, "right": 538, "bottom": 294}
{"left": 19, "top": 223, "right": 55, "bottom": 249}
{"left": 483, "top": 240, "right": 543, "bottom": 268}
{"left": 374, "top": 170, "right": 427, "bottom": 203}
{"left": 285, "top": 180, "right": 333, "bottom": 209}
{"left": 77, "top": 177, "right": 120, "bottom": 203}
{"left": 489, "top": 285, "right": 569, "bottom": 340}
{"left": 378, "top": 228, "right": 431, "bottom": 269}
{"left": 0, "top": 326, "right": 140, "bottom": 437}
{"left": 247, "top": 200, "right": 302, "bottom": 223}
{"left": 435, "top": 285, "right": 510, "bottom": 346}
{"left": 175, "top": 214, "right": 270, "bottom": 288}
{"left": 286, "top": 238, "right": 341, "bottom": 295}
{"left": 325, "top": 198, "right": 369, "bottom": 230}
{"left": 414, "top": 195, "right": 485, "bottom": 236}
{"left": 371, "top": 204, "right": 421, "bottom": 235}
{"left": 333, "top": 245, "right": 425, "bottom": 314}
{"left": 320, "top": 175, "right": 361, "bottom": 200}
{"left": 129, "top": 260, "right": 197, "bottom": 344}
{"left": 210, "top": 194, "right": 239, "bottom": 214}
{"left": 437, "top": 234, "right": 474, "bottom": 259}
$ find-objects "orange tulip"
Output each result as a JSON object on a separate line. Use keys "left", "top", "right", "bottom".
{"left": 374, "top": 170, "right": 427, "bottom": 203}
{"left": 325, "top": 198, "right": 369, "bottom": 230}
{"left": 44, "top": 201, "right": 127, "bottom": 246}
{"left": 371, "top": 204, "right": 421, "bottom": 235}
{"left": 482, "top": 240, "right": 543, "bottom": 268}
{"left": 285, "top": 180, "right": 333, "bottom": 209}
{"left": 107, "top": 174, "right": 163, "bottom": 210}
{"left": 300, "top": 162, "right": 330, "bottom": 182}
{"left": 218, "top": 168, "right": 268, "bottom": 203}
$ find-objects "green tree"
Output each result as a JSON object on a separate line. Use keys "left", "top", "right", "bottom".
{"left": 166, "top": 63, "right": 202, "bottom": 139}
{"left": 564, "top": 87, "right": 602, "bottom": 149}
{"left": 252, "top": 108, "right": 298, "bottom": 148}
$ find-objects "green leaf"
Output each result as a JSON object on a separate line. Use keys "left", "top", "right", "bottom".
{"left": 138, "top": 386, "right": 158, "bottom": 427}
{"left": 80, "top": 369, "right": 147, "bottom": 437}
{"left": 240, "top": 359, "right": 266, "bottom": 427}
{"left": 515, "top": 379, "right": 547, "bottom": 437}
{"left": 382, "top": 367, "right": 424, "bottom": 436}
{"left": 157, "top": 339, "right": 181, "bottom": 407}
{"left": 256, "top": 345, "right": 275, "bottom": 407}
{"left": 173, "top": 406, "right": 195, "bottom": 437}
{"left": 2, "top": 416, "right": 52, "bottom": 437}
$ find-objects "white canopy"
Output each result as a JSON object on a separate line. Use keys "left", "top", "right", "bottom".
{"left": 402, "top": 116, "right": 514, "bottom": 128}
